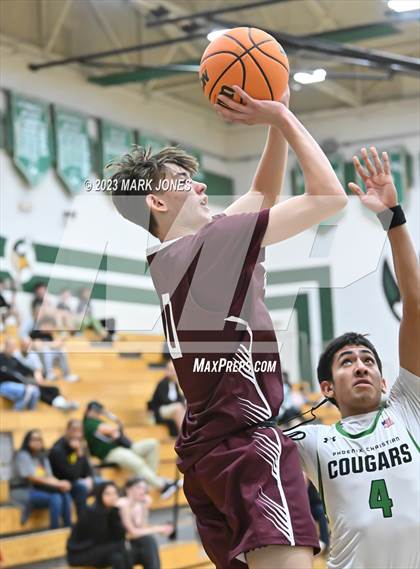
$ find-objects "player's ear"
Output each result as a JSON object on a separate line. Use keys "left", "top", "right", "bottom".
{"left": 146, "top": 193, "right": 167, "bottom": 213}
{"left": 320, "top": 380, "right": 335, "bottom": 400}
{"left": 380, "top": 376, "right": 387, "bottom": 394}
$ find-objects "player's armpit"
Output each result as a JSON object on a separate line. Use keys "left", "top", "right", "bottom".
{"left": 261, "top": 193, "right": 347, "bottom": 247}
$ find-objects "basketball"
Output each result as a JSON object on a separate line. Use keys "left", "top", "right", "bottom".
{"left": 199, "top": 27, "right": 289, "bottom": 105}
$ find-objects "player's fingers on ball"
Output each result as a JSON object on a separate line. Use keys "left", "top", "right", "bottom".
{"left": 348, "top": 182, "right": 363, "bottom": 196}
{"left": 217, "top": 95, "right": 250, "bottom": 113}
{"left": 360, "top": 147, "right": 376, "bottom": 177}
{"left": 370, "top": 146, "right": 384, "bottom": 175}
{"left": 214, "top": 104, "right": 235, "bottom": 120}
{"left": 232, "top": 85, "right": 252, "bottom": 103}
{"left": 353, "top": 156, "right": 369, "bottom": 181}
{"left": 382, "top": 151, "right": 391, "bottom": 175}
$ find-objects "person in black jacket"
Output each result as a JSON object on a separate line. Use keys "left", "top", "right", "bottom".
{"left": 67, "top": 481, "right": 132, "bottom": 569}
{"left": 148, "top": 360, "right": 185, "bottom": 436}
{"left": 0, "top": 337, "right": 77, "bottom": 412}
{"left": 0, "top": 337, "right": 40, "bottom": 410}
{"left": 49, "top": 419, "right": 97, "bottom": 516}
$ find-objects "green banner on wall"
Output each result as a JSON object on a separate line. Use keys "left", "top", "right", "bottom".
{"left": 10, "top": 93, "right": 52, "bottom": 186}
{"left": 54, "top": 107, "right": 91, "bottom": 194}
{"left": 291, "top": 154, "right": 345, "bottom": 196}
{"left": 100, "top": 120, "right": 136, "bottom": 176}
{"left": 389, "top": 148, "right": 409, "bottom": 204}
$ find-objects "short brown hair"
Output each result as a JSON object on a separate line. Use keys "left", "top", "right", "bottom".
{"left": 110, "top": 145, "right": 198, "bottom": 236}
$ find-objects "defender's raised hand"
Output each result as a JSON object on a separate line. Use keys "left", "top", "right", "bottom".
{"left": 349, "top": 146, "right": 398, "bottom": 213}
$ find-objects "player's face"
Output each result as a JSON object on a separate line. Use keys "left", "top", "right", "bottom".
{"left": 321, "top": 345, "right": 387, "bottom": 417}
{"left": 154, "top": 163, "right": 212, "bottom": 231}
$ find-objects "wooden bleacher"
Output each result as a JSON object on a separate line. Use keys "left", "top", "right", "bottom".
{"left": 0, "top": 528, "right": 214, "bottom": 568}
{"left": 0, "top": 332, "right": 328, "bottom": 568}
{"left": 0, "top": 333, "right": 205, "bottom": 567}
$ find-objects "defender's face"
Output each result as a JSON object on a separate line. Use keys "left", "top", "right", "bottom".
{"left": 321, "top": 345, "right": 386, "bottom": 415}
{"left": 153, "top": 163, "right": 211, "bottom": 230}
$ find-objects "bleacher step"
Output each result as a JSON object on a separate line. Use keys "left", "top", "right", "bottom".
{"left": 0, "top": 529, "right": 213, "bottom": 569}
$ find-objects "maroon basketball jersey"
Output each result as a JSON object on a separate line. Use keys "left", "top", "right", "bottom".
{"left": 146, "top": 208, "right": 284, "bottom": 472}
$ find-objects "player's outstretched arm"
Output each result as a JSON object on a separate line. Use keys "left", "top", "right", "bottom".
{"left": 222, "top": 86, "right": 290, "bottom": 214}
{"left": 218, "top": 86, "right": 290, "bottom": 215}
{"left": 350, "top": 146, "right": 420, "bottom": 377}
{"left": 215, "top": 90, "right": 347, "bottom": 241}
{"left": 261, "top": 106, "right": 348, "bottom": 245}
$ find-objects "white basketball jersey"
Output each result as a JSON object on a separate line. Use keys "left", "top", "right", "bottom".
{"left": 293, "top": 368, "right": 420, "bottom": 569}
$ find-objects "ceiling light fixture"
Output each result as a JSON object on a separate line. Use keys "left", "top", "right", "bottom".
{"left": 207, "top": 29, "right": 230, "bottom": 42}
{"left": 293, "top": 68, "right": 327, "bottom": 85}
{"left": 388, "top": 0, "right": 419, "bottom": 12}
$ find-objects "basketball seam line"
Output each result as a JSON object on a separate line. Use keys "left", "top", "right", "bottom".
{"left": 204, "top": 36, "right": 274, "bottom": 101}
{"left": 224, "top": 30, "right": 273, "bottom": 100}
{"left": 206, "top": 37, "right": 272, "bottom": 100}
{"left": 207, "top": 49, "right": 248, "bottom": 102}
{"left": 248, "top": 28, "right": 290, "bottom": 75}
{"left": 201, "top": 49, "right": 247, "bottom": 64}
{"left": 202, "top": 37, "right": 272, "bottom": 65}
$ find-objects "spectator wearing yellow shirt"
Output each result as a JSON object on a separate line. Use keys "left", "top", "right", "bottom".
{"left": 50, "top": 419, "right": 99, "bottom": 516}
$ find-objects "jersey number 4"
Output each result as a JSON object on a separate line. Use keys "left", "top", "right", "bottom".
{"left": 369, "top": 479, "right": 394, "bottom": 518}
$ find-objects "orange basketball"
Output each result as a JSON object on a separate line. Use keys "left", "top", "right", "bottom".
{"left": 199, "top": 27, "right": 289, "bottom": 105}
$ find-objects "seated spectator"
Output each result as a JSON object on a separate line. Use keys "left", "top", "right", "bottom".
{"left": 14, "top": 337, "right": 78, "bottom": 411}
{"left": 77, "top": 287, "right": 112, "bottom": 341}
{"left": 67, "top": 481, "right": 132, "bottom": 569}
{"left": 83, "top": 401, "right": 178, "bottom": 499}
{"left": 0, "top": 277, "right": 20, "bottom": 330}
{"left": 30, "top": 282, "right": 56, "bottom": 322}
{"left": 119, "top": 478, "right": 173, "bottom": 569}
{"left": 56, "top": 288, "right": 78, "bottom": 332}
{"left": 49, "top": 419, "right": 98, "bottom": 516}
{"left": 0, "top": 337, "right": 40, "bottom": 410}
{"left": 29, "top": 316, "right": 79, "bottom": 382}
{"left": 148, "top": 360, "right": 185, "bottom": 436}
{"left": 10, "top": 429, "right": 72, "bottom": 529}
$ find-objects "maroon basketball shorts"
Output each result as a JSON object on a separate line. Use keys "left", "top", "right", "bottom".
{"left": 183, "top": 427, "right": 319, "bottom": 568}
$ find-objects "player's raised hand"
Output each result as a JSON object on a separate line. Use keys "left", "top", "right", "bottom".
{"left": 215, "top": 85, "right": 288, "bottom": 126}
{"left": 349, "top": 147, "right": 398, "bottom": 213}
